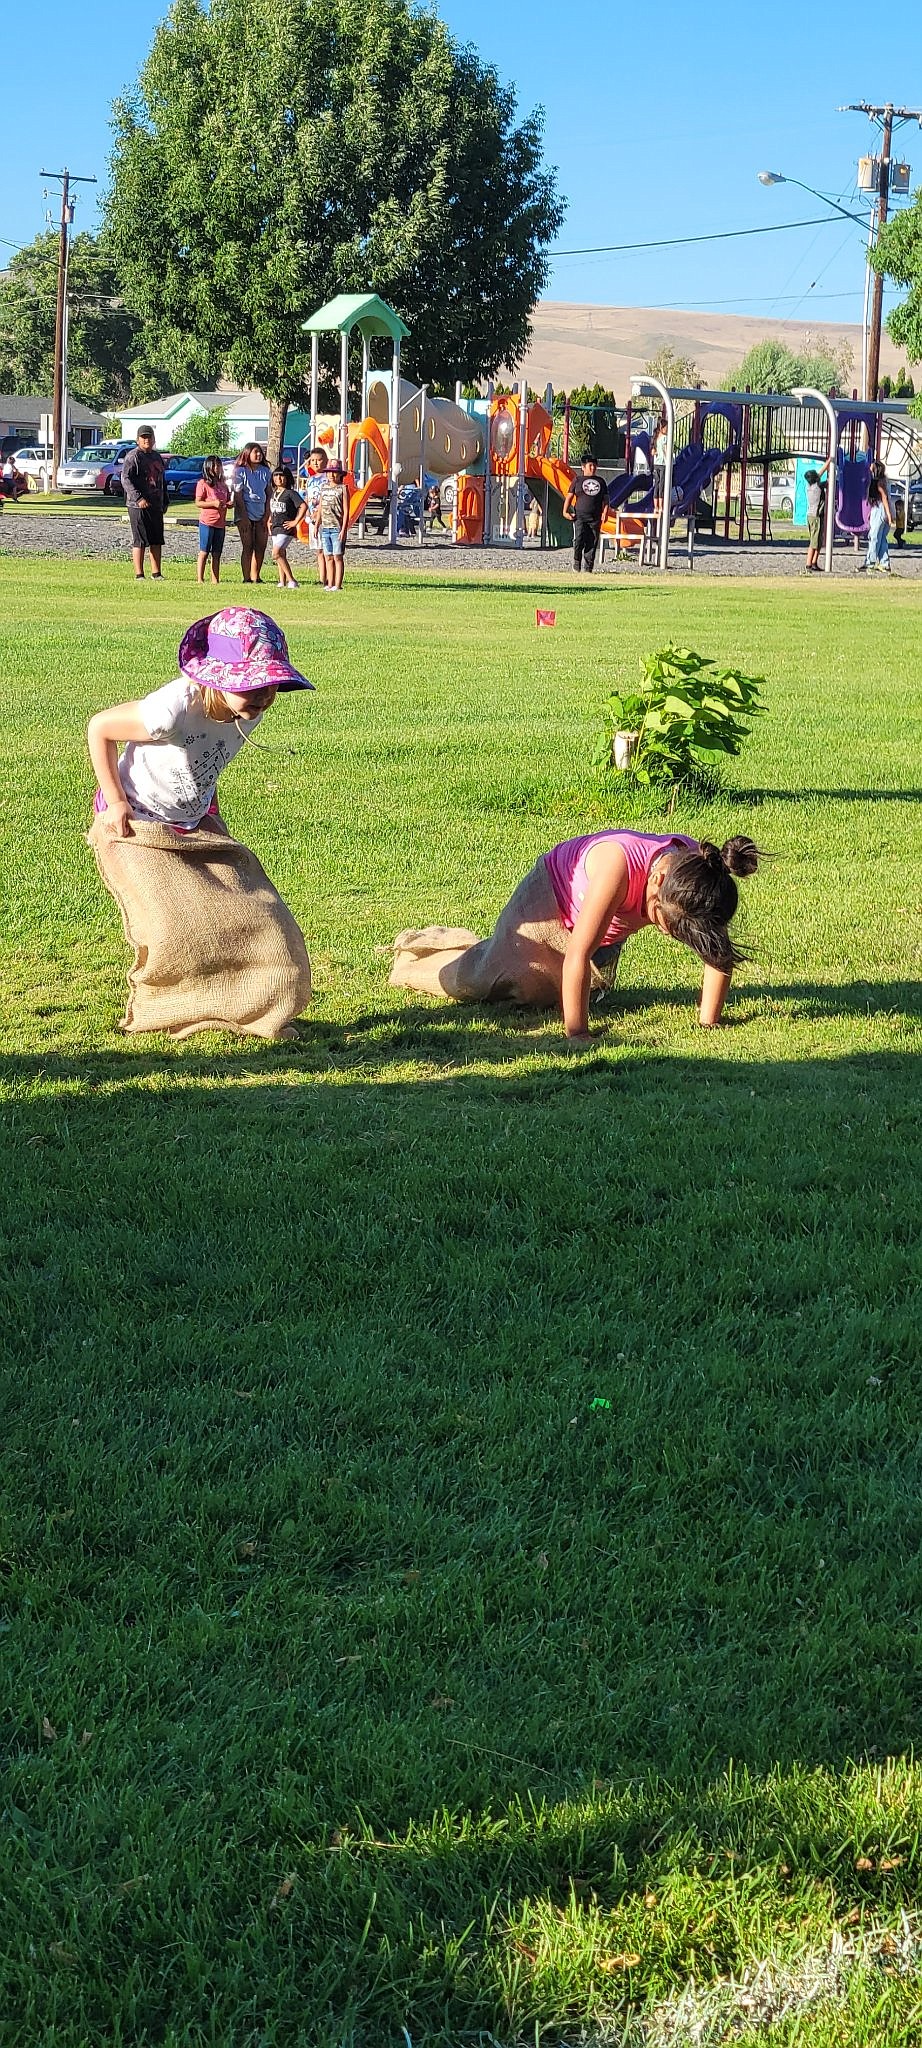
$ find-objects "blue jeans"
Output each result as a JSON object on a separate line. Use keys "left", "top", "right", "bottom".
{"left": 866, "top": 504, "right": 890, "bottom": 567}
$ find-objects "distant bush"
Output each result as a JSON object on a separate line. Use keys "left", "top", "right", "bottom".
{"left": 167, "top": 407, "right": 230, "bottom": 457}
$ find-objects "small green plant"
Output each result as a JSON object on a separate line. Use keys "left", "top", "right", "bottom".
{"left": 595, "top": 644, "right": 766, "bottom": 791}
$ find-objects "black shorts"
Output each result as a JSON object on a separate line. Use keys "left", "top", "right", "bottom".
{"left": 573, "top": 518, "right": 600, "bottom": 570}
{"left": 128, "top": 503, "right": 165, "bottom": 548}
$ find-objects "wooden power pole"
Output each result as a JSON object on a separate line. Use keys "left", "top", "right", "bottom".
{"left": 842, "top": 105, "right": 922, "bottom": 400}
{"left": 39, "top": 168, "right": 97, "bottom": 484}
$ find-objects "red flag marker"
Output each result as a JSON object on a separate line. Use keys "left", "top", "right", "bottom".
{"left": 536, "top": 608, "right": 557, "bottom": 628}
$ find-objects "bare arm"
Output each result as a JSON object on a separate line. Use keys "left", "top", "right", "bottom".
{"left": 560, "top": 844, "right": 630, "bottom": 1040}
{"left": 339, "top": 486, "right": 351, "bottom": 541}
{"left": 87, "top": 702, "right": 151, "bottom": 837}
{"left": 698, "top": 965, "right": 732, "bottom": 1026}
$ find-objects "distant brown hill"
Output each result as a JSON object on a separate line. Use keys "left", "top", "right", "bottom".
{"left": 508, "top": 301, "right": 905, "bottom": 395}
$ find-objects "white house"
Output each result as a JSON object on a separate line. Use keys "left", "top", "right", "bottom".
{"left": 117, "top": 390, "right": 312, "bottom": 452}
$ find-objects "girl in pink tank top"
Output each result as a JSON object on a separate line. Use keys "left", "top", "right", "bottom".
{"left": 544, "top": 830, "right": 698, "bottom": 945}
{"left": 389, "top": 827, "right": 763, "bottom": 1041}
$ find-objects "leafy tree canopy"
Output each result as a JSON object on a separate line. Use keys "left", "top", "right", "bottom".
{"left": 165, "top": 406, "right": 231, "bottom": 456}
{"left": 643, "top": 345, "right": 701, "bottom": 390}
{"left": 722, "top": 334, "right": 853, "bottom": 396}
{"left": 873, "top": 191, "right": 922, "bottom": 415}
{"left": 0, "top": 230, "right": 161, "bottom": 412}
{"left": 105, "top": 0, "right": 564, "bottom": 456}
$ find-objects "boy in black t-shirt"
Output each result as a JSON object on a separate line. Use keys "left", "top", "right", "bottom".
{"left": 563, "top": 454, "right": 608, "bottom": 572}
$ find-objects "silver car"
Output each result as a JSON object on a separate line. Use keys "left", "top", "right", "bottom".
{"left": 57, "top": 441, "right": 135, "bottom": 493}
{"left": 745, "top": 471, "right": 796, "bottom": 517}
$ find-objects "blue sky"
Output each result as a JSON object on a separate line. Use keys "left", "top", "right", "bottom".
{"left": 2, "top": 0, "right": 917, "bottom": 336}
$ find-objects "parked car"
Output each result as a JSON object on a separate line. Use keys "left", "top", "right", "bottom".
{"left": 745, "top": 470, "right": 796, "bottom": 518}
{"left": 891, "top": 478, "right": 921, "bottom": 531}
{"left": 7, "top": 445, "right": 53, "bottom": 489}
{"left": 56, "top": 441, "right": 135, "bottom": 494}
{"left": 162, "top": 455, "right": 210, "bottom": 501}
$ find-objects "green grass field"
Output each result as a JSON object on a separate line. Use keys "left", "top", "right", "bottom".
{"left": 2, "top": 557, "right": 922, "bottom": 2046}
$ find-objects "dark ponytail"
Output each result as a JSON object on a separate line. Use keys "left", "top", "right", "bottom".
{"left": 656, "top": 836, "right": 762, "bottom": 972}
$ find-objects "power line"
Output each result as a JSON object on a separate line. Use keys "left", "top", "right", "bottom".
{"left": 550, "top": 216, "right": 865, "bottom": 259}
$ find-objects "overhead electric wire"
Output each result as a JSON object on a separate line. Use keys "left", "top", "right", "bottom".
{"left": 549, "top": 216, "right": 866, "bottom": 260}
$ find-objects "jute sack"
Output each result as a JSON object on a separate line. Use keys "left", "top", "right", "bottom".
{"left": 89, "top": 815, "right": 311, "bottom": 1039}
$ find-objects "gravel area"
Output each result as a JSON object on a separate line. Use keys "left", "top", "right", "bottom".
{"left": 1, "top": 508, "right": 919, "bottom": 579}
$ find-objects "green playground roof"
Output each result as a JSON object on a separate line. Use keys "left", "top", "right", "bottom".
{"left": 301, "top": 293, "right": 410, "bottom": 343}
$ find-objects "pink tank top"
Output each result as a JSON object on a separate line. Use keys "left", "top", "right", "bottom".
{"left": 544, "top": 830, "right": 697, "bottom": 944}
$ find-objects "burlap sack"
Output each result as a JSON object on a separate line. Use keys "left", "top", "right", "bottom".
{"left": 389, "top": 856, "right": 591, "bottom": 1005}
{"left": 89, "top": 815, "right": 311, "bottom": 1039}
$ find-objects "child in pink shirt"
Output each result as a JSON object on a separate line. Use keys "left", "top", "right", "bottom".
{"left": 389, "top": 829, "right": 762, "bottom": 1039}
{"left": 194, "top": 458, "right": 231, "bottom": 586}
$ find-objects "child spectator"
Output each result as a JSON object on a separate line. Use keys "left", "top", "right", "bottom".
{"left": 268, "top": 466, "right": 305, "bottom": 589}
{"left": 318, "top": 460, "right": 350, "bottom": 590}
{"left": 194, "top": 457, "right": 231, "bottom": 585}
{"left": 303, "top": 448, "right": 330, "bottom": 585}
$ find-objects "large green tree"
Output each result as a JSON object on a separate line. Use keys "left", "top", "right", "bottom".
{"left": 873, "top": 190, "right": 922, "bottom": 413}
{"left": 105, "top": 0, "right": 564, "bottom": 461}
{"left": 721, "top": 335, "right": 853, "bottom": 396}
{"left": 0, "top": 230, "right": 159, "bottom": 412}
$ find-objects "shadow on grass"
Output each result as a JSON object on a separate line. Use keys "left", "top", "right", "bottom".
{"left": 740, "top": 786, "right": 922, "bottom": 806}
{"left": 4, "top": 1039, "right": 922, "bottom": 2040}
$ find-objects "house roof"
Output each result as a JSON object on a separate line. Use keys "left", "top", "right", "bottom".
{"left": 120, "top": 390, "right": 240, "bottom": 419}
{"left": 302, "top": 293, "right": 410, "bottom": 344}
{"left": 0, "top": 393, "right": 105, "bottom": 427}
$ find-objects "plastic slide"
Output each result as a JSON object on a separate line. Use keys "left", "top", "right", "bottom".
{"left": 836, "top": 457, "right": 870, "bottom": 535}
{"left": 528, "top": 454, "right": 577, "bottom": 502}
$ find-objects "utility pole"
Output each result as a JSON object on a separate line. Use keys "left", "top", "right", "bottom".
{"left": 39, "top": 168, "right": 96, "bottom": 484}
{"left": 841, "top": 105, "right": 922, "bottom": 399}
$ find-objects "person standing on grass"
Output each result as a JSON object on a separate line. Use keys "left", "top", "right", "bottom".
{"left": 317, "top": 459, "right": 350, "bottom": 590}
{"left": 865, "top": 460, "right": 894, "bottom": 574}
{"left": 563, "top": 454, "right": 608, "bottom": 573}
{"left": 389, "top": 831, "right": 763, "bottom": 1039}
{"left": 803, "top": 458, "right": 832, "bottom": 573}
{"left": 194, "top": 457, "right": 231, "bottom": 586}
{"left": 269, "top": 467, "right": 304, "bottom": 589}
{"left": 303, "top": 447, "right": 330, "bottom": 585}
{"left": 121, "top": 427, "right": 167, "bottom": 581}
{"left": 232, "top": 442, "right": 273, "bottom": 584}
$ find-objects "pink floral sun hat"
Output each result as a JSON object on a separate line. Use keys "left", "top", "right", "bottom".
{"left": 178, "top": 607, "right": 314, "bottom": 693}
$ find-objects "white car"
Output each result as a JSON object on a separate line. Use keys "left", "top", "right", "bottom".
{"left": 745, "top": 471, "right": 796, "bottom": 517}
{"left": 7, "top": 446, "right": 53, "bottom": 489}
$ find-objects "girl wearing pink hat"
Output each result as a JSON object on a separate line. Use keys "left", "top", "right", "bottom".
{"left": 87, "top": 607, "right": 313, "bottom": 838}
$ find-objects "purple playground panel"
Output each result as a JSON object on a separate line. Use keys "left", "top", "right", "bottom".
{"left": 835, "top": 405, "right": 878, "bottom": 537}
{"left": 836, "top": 459, "right": 870, "bottom": 535}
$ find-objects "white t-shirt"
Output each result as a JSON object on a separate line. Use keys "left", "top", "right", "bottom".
{"left": 118, "top": 678, "right": 263, "bottom": 826}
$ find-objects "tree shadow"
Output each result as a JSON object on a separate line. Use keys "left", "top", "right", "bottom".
{"left": 739, "top": 786, "right": 922, "bottom": 806}
{"left": 5, "top": 1040, "right": 922, "bottom": 2037}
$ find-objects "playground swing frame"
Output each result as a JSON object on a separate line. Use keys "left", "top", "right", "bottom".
{"left": 631, "top": 378, "right": 916, "bottom": 573}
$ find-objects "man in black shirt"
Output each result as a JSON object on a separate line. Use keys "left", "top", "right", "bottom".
{"left": 121, "top": 427, "right": 167, "bottom": 580}
{"left": 563, "top": 454, "right": 608, "bottom": 572}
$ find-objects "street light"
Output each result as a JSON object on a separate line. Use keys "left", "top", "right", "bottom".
{"left": 757, "top": 170, "right": 867, "bottom": 227}
{"left": 758, "top": 170, "right": 875, "bottom": 397}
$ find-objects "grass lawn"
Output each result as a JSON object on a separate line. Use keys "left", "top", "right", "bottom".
{"left": 2, "top": 556, "right": 922, "bottom": 2046}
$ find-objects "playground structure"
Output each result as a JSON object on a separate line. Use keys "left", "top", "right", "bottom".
{"left": 297, "top": 292, "right": 921, "bottom": 561}
{"left": 630, "top": 378, "right": 922, "bottom": 571}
